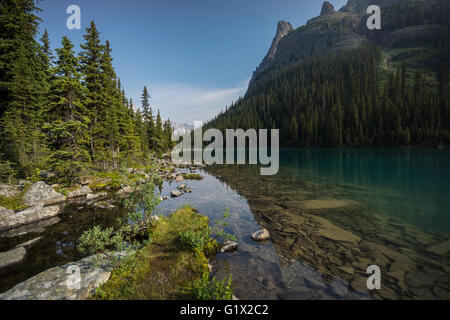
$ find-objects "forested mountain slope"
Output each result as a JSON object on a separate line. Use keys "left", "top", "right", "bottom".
{"left": 205, "top": 0, "right": 450, "bottom": 147}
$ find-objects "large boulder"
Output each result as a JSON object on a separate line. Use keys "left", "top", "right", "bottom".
{"left": 22, "top": 182, "right": 65, "bottom": 206}
{"left": 0, "top": 253, "right": 128, "bottom": 300}
{"left": 0, "top": 203, "right": 61, "bottom": 231}
{"left": 0, "top": 183, "right": 19, "bottom": 198}
{"left": 0, "top": 206, "right": 14, "bottom": 218}
{"left": 67, "top": 186, "right": 93, "bottom": 199}
{"left": 0, "top": 246, "right": 27, "bottom": 269}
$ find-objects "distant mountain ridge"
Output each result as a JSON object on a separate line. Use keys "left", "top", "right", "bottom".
{"left": 250, "top": 0, "right": 449, "bottom": 88}
{"left": 205, "top": 0, "right": 450, "bottom": 147}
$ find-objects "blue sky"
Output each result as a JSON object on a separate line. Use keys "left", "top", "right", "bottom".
{"left": 38, "top": 0, "right": 348, "bottom": 124}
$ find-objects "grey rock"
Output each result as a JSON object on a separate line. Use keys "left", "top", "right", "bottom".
{"left": 67, "top": 186, "right": 93, "bottom": 199}
{"left": 0, "top": 217, "right": 60, "bottom": 238}
{"left": 251, "top": 229, "right": 271, "bottom": 242}
{"left": 16, "top": 236, "right": 43, "bottom": 249}
{"left": 0, "top": 203, "right": 61, "bottom": 231}
{"left": 86, "top": 192, "right": 107, "bottom": 202}
{"left": 0, "top": 246, "right": 27, "bottom": 269}
{"left": 92, "top": 201, "right": 115, "bottom": 210}
{"left": 0, "top": 253, "right": 128, "bottom": 300}
{"left": 0, "top": 206, "right": 14, "bottom": 218}
{"left": 327, "top": 279, "right": 349, "bottom": 298}
{"left": 320, "top": 1, "right": 335, "bottom": 16}
{"left": 267, "top": 21, "right": 294, "bottom": 60}
{"left": 22, "top": 182, "right": 65, "bottom": 206}
{"left": 304, "top": 276, "right": 326, "bottom": 290}
{"left": 115, "top": 186, "right": 133, "bottom": 198}
{"left": 0, "top": 183, "right": 19, "bottom": 198}
{"left": 221, "top": 242, "right": 238, "bottom": 253}
{"left": 171, "top": 190, "right": 182, "bottom": 198}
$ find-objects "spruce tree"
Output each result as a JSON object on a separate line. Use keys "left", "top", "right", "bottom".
{"left": 44, "top": 36, "right": 91, "bottom": 183}
{"left": 0, "top": 0, "right": 48, "bottom": 175}
{"left": 80, "top": 21, "right": 103, "bottom": 160}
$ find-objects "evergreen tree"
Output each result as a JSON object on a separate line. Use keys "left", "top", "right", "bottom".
{"left": 141, "top": 86, "right": 154, "bottom": 149}
{"left": 44, "top": 36, "right": 91, "bottom": 183}
{"left": 153, "top": 110, "right": 164, "bottom": 153}
{"left": 0, "top": 0, "right": 48, "bottom": 175}
{"left": 80, "top": 21, "right": 103, "bottom": 160}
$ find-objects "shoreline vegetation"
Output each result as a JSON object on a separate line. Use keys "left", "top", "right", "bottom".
{"left": 0, "top": 1, "right": 175, "bottom": 189}
{"left": 0, "top": 158, "right": 238, "bottom": 300}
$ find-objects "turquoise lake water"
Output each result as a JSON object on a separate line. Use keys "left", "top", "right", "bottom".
{"left": 275, "top": 148, "right": 450, "bottom": 234}
{"left": 1, "top": 147, "right": 449, "bottom": 299}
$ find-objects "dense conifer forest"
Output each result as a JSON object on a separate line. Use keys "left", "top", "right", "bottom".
{"left": 204, "top": 45, "right": 449, "bottom": 147}
{"left": 0, "top": 0, "right": 174, "bottom": 184}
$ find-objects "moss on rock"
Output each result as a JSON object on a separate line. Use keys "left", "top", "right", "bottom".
{"left": 92, "top": 206, "right": 222, "bottom": 300}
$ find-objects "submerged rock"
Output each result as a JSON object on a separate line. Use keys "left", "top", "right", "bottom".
{"left": 0, "top": 203, "right": 61, "bottom": 231}
{"left": 0, "top": 217, "right": 60, "bottom": 238}
{"left": 16, "top": 236, "right": 43, "bottom": 249}
{"left": 425, "top": 240, "right": 450, "bottom": 256}
{"left": 22, "top": 182, "right": 65, "bottom": 206}
{"left": 67, "top": 186, "right": 93, "bottom": 199}
{"left": 251, "top": 229, "right": 271, "bottom": 242}
{"left": 286, "top": 199, "right": 360, "bottom": 210}
{"left": 309, "top": 215, "right": 361, "bottom": 243}
{"left": 0, "top": 253, "right": 128, "bottom": 300}
{"left": 0, "top": 246, "right": 27, "bottom": 269}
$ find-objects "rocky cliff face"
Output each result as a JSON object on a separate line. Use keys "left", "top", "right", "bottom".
{"left": 249, "top": 0, "right": 448, "bottom": 88}
{"left": 340, "top": 0, "right": 404, "bottom": 13}
{"left": 266, "top": 21, "right": 294, "bottom": 60}
{"left": 320, "top": 1, "right": 335, "bottom": 16}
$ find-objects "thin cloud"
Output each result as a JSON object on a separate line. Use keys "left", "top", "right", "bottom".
{"left": 140, "top": 78, "right": 249, "bottom": 124}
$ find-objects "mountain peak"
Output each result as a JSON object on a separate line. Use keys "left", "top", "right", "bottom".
{"left": 266, "top": 21, "right": 293, "bottom": 60}
{"left": 320, "top": 1, "right": 335, "bottom": 16}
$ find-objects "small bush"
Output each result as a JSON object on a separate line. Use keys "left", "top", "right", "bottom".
{"left": 191, "top": 273, "right": 234, "bottom": 300}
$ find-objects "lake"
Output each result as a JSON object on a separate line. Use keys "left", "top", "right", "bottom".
{"left": 1, "top": 147, "right": 449, "bottom": 299}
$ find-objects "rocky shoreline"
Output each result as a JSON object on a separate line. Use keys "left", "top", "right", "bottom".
{"left": 0, "top": 159, "right": 212, "bottom": 298}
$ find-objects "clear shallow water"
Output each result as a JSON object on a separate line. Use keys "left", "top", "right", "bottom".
{"left": 275, "top": 148, "right": 450, "bottom": 233}
{"left": 1, "top": 147, "right": 449, "bottom": 299}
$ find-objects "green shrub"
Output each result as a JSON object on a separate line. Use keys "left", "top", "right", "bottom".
{"left": 0, "top": 161, "right": 18, "bottom": 184}
{"left": 191, "top": 273, "right": 234, "bottom": 300}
